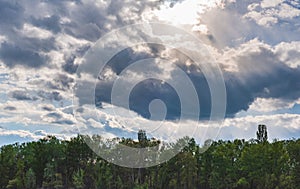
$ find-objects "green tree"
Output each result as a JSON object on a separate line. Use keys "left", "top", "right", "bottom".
{"left": 24, "top": 168, "right": 36, "bottom": 189}
{"left": 0, "top": 144, "right": 18, "bottom": 189}
{"left": 72, "top": 168, "right": 85, "bottom": 189}
{"left": 256, "top": 124, "right": 268, "bottom": 143}
{"left": 7, "top": 158, "right": 25, "bottom": 189}
{"left": 286, "top": 139, "right": 300, "bottom": 188}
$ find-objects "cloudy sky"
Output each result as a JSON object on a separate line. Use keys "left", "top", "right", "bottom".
{"left": 0, "top": 0, "right": 300, "bottom": 146}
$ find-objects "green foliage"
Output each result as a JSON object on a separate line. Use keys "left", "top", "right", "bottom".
{"left": 72, "top": 169, "right": 85, "bottom": 189}
{"left": 257, "top": 124, "right": 268, "bottom": 143}
{"left": 236, "top": 177, "right": 249, "bottom": 188}
{"left": 42, "top": 162, "right": 63, "bottom": 189}
{"left": 0, "top": 144, "right": 18, "bottom": 188}
{"left": 24, "top": 168, "right": 36, "bottom": 189}
{"left": 0, "top": 128, "right": 300, "bottom": 189}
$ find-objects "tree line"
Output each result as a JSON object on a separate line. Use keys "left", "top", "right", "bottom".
{"left": 0, "top": 125, "right": 300, "bottom": 189}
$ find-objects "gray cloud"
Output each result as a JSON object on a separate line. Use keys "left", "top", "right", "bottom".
{"left": 0, "top": 0, "right": 163, "bottom": 107}
{"left": 0, "top": 0, "right": 161, "bottom": 70}
{"left": 0, "top": 1, "right": 24, "bottom": 29}
{"left": 44, "top": 111, "right": 74, "bottom": 125}
{"left": 37, "top": 91, "right": 62, "bottom": 101}
{"left": 30, "top": 15, "right": 61, "bottom": 33}
{"left": 62, "top": 45, "right": 90, "bottom": 74}
{"left": 91, "top": 41, "right": 300, "bottom": 120}
{"left": 0, "top": 0, "right": 299, "bottom": 129}
{"left": 0, "top": 42, "right": 48, "bottom": 68}
{"left": 90, "top": 44, "right": 213, "bottom": 120}
{"left": 55, "top": 75, "right": 74, "bottom": 90}
{"left": 42, "top": 106, "right": 54, "bottom": 111}
{"left": 53, "top": 120, "right": 74, "bottom": 125}
{"left": 3, "top": 106, "right": 17, "bottom": 111}
{"left": 11, "top": 90, "right": 38, "bottom": 101}
{"left": 46, "top": 112, "right": 62, "bottom": 119}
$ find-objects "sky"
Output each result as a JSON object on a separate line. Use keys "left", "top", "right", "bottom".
{"left": 0, "top": 0, "right": 300, "bottom": 146}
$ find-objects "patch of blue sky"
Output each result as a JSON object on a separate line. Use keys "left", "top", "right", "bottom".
{"left": 0, "top": 135, "right": 33, "bottom": 146}
{"left": 288, "top": 103, "right": 300, "bottom": 114}
{"left": 236, "top": 104, "right": 300, "bottom": 118}
{"left": 0, "top": 73, "right": 9, "bottom": 103}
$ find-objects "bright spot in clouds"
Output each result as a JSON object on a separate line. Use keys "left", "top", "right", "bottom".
{"left": 0, "top": 0, "right": 300, "bottom": 145}
{"left": 152, "top": 0, "right": 225, "bottom": 25}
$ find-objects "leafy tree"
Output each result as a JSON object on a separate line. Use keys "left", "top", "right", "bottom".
{"left": 286, "top": 139, "right": 300, "bottom": 188}
{"left": 138, "top": 130, "right": 147, "bottom": 146}
{"left": 0, "top": 144, "right": 18, "bottom": 189}
{"left": 72, "top": 168, "right": 85, "bottom": 189}
{"left": 7, "top": 158, "right": 25, "bottom": 189}
{"left": 0, "top": 126, "right": 300, "bottom": 189}
{"left": 24, "top": 168, "right": 36, "bottom": 189}
{"left": 42, "top": 162, "right": 63, "bottom": 189}
{"left": 257, "top": 124, "right": 268, "bottom": 143}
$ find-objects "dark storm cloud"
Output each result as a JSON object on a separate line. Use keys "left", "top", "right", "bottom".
{"left": 105, "top": 44, "right": 164, "bottom": 75}
{"left": 42, "top": 106, "right": 54, "bottom": 111}
{"left": 30, "top": 15, "right": 61, "bottom": 33}
{"left": 0, "top": 0, "right": 156, "bottom": 68}
{"left": 45, "top": 112, "right": 74, "bottom": 125}
{"left": 1, "top": 0, "right": 299, "bottom": 122}
{"left": 92, "top": 43, "right": 300, "bottom": 120}
{"left": 11, "top": 90, "right": 38, "bottom": 101}
{"left": 37, "top": 91, "right": 62, "bottom": 101}
{"left": 60, "top": 0, "right": 160, "bottom": 41}
{"left": 0, "top": 1, "right": 56, "bottom": 68}
{"left": 4, "top": 106, "right": 17, "bottom": 111}
{"left": 10, "top": 90, "right": 63, "bottom": 103}
{"left": 54, "top": 75, "right": 74, "bottom": 90}
{"left": 44, "top": 74, "right": 75, "bottom": 92}
{"left": 128, "top": 79, "right": 182, "bottom": 120}
{"left": 46, "top": 112, "right": 62, "bottom": 119}
{"left": 224, "top": 46, "right": 300, "bottom": 116}
{"left": 0, "top": 42, "right": 47, "bottom": 68}
{"left": 93, "top": 44, "right": 212, "bottom": 120}
{"left": 0, "top": 1, "right": 24, "bottom": 29}
{"left": 62, "top": 55, "right": 79, "bottom": 74}
{"left": 63, "top": 45, "right": 90, "bottom": 74}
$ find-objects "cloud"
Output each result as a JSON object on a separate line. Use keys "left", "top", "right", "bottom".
{"left": 10, "top": 90, "right": 38, "bottom": 101}
{"left": 3, "top": 106, "right": 17, "bottom": 111}
{"left": 244, "top": 1, "right": 300, "bottom": 27}
{"left": 21, "top": 23, "right": 53, "bottom": 39}
{"left": 71, "top": 103, "right": 300, "bottom": 144}
{"left": 42, "top": 105, "right": 55, "bottom": 111}
{"left": 0, "top": 0, "right": 299, "bottom": 143}
{"left": 0, "top": 42, "right": 48, "bottom": 68}
{"left": 43, "top": 111, "right": 75, "bottom": 125}
{"left": 220, "top": 114, "right": 300, "bottom": 141}
{"left": 214, "top": 39, "right": 300, "bottom": 115}
{"left": 0, "top": 1, "right": 24, "bottom": 29}
{"left": 90, "top": 38, "right": 300, "bottom": 120}
{"left": 30, "top": 15, "right": 62, "bottom": 34}
{"left": 0, "top": 126, "right": 74, "bottom": 146}
{"left": 247, "top": 98, "right": 300, "bottom": 113}
{"left": 275, "top": 41, "right": 300, "bottom": 68}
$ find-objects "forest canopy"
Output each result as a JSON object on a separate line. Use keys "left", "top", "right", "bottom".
{"left": 0, "top": 126, "right": 300, "bottom": 189}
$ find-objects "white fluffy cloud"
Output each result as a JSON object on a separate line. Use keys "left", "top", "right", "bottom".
{"left": 0, "top": 0, "right": 300, "bottom": 145}
{"left": 275, "top": 41, "right": 300, "bottom": 68}
{"left": 248, "top": 98, "right": 298, "bottom": 112}
{"left": 244, "top": 0, "right": 300, "bottom": 27}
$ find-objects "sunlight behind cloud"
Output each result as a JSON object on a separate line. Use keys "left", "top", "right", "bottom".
{"left": 152, "top": 0, "right": 224, "bottom": 26}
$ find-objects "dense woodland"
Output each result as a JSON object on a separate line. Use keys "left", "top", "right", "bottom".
{"left": 0, "top": 125, "right": 300, "bottom": 189}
